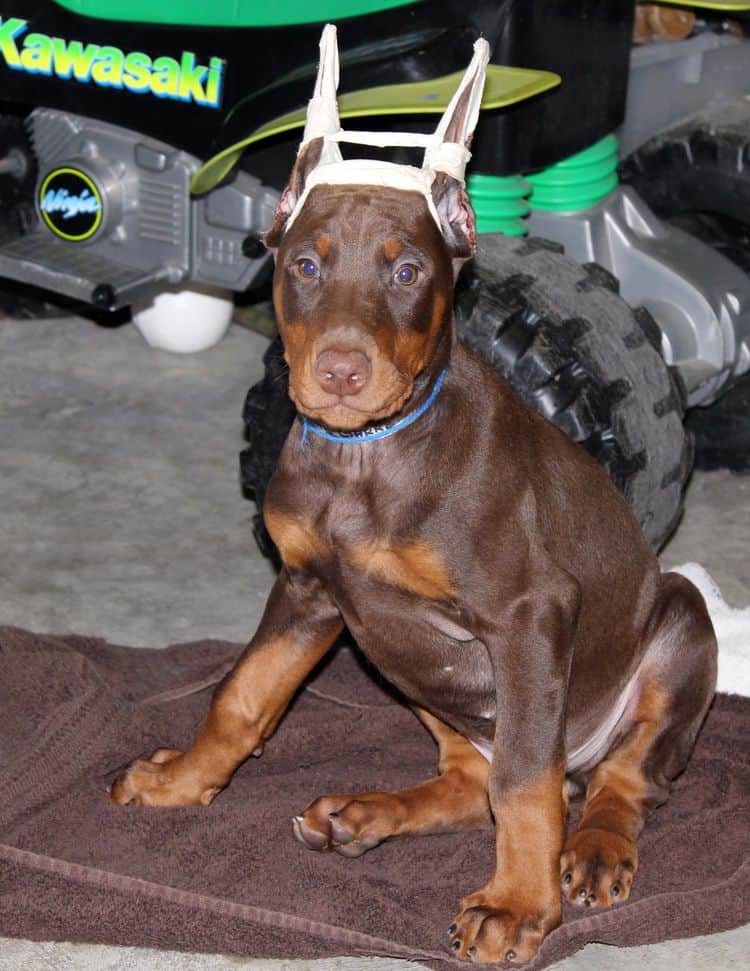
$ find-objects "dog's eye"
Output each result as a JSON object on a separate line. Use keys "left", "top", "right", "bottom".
{"left": 295, "top": 258, "right": 319, "bottom": 279}
{"left": 395, "top": 263, "right": 419, "bottom": 286}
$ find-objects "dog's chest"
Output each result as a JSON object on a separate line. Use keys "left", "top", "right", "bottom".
{"left": 270, "top": 477, "right": 455, "bottom": 603}
{"left": 265, "top": 479, "right": 495, "bottom": 722}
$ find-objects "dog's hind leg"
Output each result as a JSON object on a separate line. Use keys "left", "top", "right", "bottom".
{"left": 561, "top": 571, "right": 717, "bottom": 908}
{"left": 293, "top": 707, "right": 491, "bottom": 857}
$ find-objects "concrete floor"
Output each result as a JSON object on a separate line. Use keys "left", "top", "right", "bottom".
{"left": 1, "top": 314, "right": 747, "bottom": 970}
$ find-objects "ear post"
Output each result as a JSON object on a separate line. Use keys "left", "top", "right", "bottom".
{"left": 265, "top": 26, "right": 491, "bottom": 253}
{"left": 425, "top": 39, "right": 490, "bottom": 265}
{"left": 423, "top": 38, "right": 491, "bottom": 184}
{"left": 301, "top": 23, "right": 343, "bottom": 164}
{"left": 264, "top": 24, "right": 345, "bottom": 248}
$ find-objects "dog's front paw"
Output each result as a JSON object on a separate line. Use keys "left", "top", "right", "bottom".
{"left": 109, "top": 748, "right": 221, "bottom": 807}
{"left": 448, "top": 883, "right": 560, "bottom": 964}
{"left": 292, "top": 792, "right": 404, "bottom": 858}
{"left": 560, "top": 827, "right": 637, "bottom": 908}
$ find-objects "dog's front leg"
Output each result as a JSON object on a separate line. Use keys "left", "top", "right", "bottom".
{"left": 110, "top": 570, "right": 343, "bottom": 807}
{"left": 450, "top": 570, "right": 579, "bottom": 965}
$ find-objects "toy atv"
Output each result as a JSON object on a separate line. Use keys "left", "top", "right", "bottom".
{"left": 1, "top": 1, "right": 749, "bottom": 550}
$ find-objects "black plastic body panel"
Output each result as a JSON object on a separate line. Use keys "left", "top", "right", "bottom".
{"left": 0, "top": 0, "right": 633, "bottom": 179}
{"left": 472, "top": 0, "right": 635, "bottom": 174}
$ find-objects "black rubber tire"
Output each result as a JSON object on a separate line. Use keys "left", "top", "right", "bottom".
{"left": 455, "top": 235, "right": 690, "bottom": 548}
{"left": 241, "top": 235, "right": 690, "bottom": 552}
{"left": 240, "top": 337, "right": 297, "bottom": 559}
{"left": 620, "top": 98, "right": 750, "bottom": 235}
{"left": 621, "top": 101, "right": 750, "bottom": 472}
{"left": 683, "top": 371, "right": 750, "bottom": 473}
{"left": 667, "top": 211, "right": 750, "bottom": 275}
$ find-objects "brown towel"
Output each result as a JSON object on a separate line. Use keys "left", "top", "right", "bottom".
{"left": 0, "top": 626, "right": 748, "bottom": 968}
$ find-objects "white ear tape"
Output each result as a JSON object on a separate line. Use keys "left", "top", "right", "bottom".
{"left": 424, "top": 37, "right": 490, "bottom": 181}
{"left": 286, "top": 25, "right": 490, "bottom": 232}
{"left": 301, "top": 23, "right": 343, "bottom": 167}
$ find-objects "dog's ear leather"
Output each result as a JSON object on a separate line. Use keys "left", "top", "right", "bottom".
{"left": 264, "top": 137, "right": 325, "bottom": 251}
{"left": 431, "top": 171, "right": 477, "bottom": 267}
{"left": 426, "top": 48, "right": 484, "bottom": 267}
{"left": 265, "top": 26, "right": 342, "bottom": 252}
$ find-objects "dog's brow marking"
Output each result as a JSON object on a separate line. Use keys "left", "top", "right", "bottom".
{"left": 384, "top": 237, "right": 403, "bottom": 262}
{"left": 347, "top": 538, "right": 454, "bottom": 600}
{"left": 314, "top": 233, "right": 331, "bottom": 258}
{"left": 263, "top": 507, "right": 330, "bottom": 569}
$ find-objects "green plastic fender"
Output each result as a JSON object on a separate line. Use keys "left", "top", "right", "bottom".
{"left": 656, "top": 0, "right": 750, "bottom": 9}
{"left": 51, "top": 0, "right": 419, "bottom": 27}
{"left": 191, "top": 63, "right": 560, "bottom": 194}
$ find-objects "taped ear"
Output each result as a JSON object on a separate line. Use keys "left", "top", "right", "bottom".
{"left": 264, "top": 137, "right": 325, "bottom": 251}
{"left": 423, "top": 38, "right": 489, "bottom": 265}
{"left": 301, "top": 23, "right": 342, "bottom": 161}
{"left": 431, "top": 171, "right": 477, "bottom": 267}
{"left": 264, "top": 27, "right": 488, "bottom": 257}
{"left": 431, "top": 39, "right": 489, "bottom": 156}
{"left": 423, "top": 37, "right": 489, "bottom": 183}
{"left": 264, "top": 24, "right": 342, "bottom": 251}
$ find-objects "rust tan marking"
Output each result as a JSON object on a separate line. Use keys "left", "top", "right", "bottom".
{"left": 111, "top": 625, "right": 342, "bottom": 807}
{"left": 450, "top": 764, "right": 566, "bottom": 962}
{"left": 488, "top": 763, "right": 567, "bottom": 909}
{"left": 289, "top": 349, "right": 414, "bottom": 429}
{"left": 296, "top": 708, "right": 490, "bottom": 853}
{"left": 272, "top": 278, "right": 284, "bottom": 319}
{"left": 394, "top": 322, "right": 442, "bottom": 376}
{"left": 346, "top": 538, "right": 454, "bottom": 600}
{"left": 430, "top": 291, "right": 447, "bottom": 333}
{"left": 384, "top": 236, "right": 403, "bottom": 262}
{"left": 575, "top": 679, "right": 669, "bottom": 842}
{"left": 313, "top": 233, "right": 331, "bottom": 258}
{"left": 280, "top": 320, "right": 309, "bottom": 367}
{"left": 196, "top": 628, "right": 342, "bottom": 779}
{"left": 408, "top": 707, "right": 492, "bottom": 827}
{"left": 394, "top": 328, "right": 429, "bottom": 370}
{"left": 215, "top": 631, "right": 339, "bottom": 743}
{"left": 264, "top": 506, "right": 330, "bottom": 570}
{"left": 560, "top": 680, "right": 671, "bottom": 907}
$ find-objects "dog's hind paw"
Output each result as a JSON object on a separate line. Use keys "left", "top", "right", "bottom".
{"left": 292, "top": 792, "right": 401, "bottom": 857}
{"left": 560, "top": 827, "right": 637, "bottom": 908}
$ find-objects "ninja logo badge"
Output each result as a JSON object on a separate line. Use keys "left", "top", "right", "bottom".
{"left": 39, "top": 168, "right": 103, "bottom": 241}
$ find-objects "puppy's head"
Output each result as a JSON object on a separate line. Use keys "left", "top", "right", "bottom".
{"left": 261, "top": 24, "right": 487, "bottom": 431}
{"left": 264, "top": 144, "right": 476, "bottom": 432}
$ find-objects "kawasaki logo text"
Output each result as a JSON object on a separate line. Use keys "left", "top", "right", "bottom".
{"left": 0, "top": 17, "right": 224, "bottom": 108}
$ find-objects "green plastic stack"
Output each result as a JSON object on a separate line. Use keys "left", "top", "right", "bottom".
{"left": 466, "top": 173, "right": 532, "bottom": 237}
{"left": 527, "top": 134, "right": 619, "bottom": 212}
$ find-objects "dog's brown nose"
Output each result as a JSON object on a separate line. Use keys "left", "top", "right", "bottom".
{"left": 315, "top": 348, "right": 372, "bottom": 397}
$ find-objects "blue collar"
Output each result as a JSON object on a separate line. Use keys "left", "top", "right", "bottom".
{"left": 300, "top": 367, "right": 447, "bottom": 446}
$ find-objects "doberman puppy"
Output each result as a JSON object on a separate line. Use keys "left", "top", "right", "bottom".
{"left": 111, "top": 123, "right": 717, "bottom": 968}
